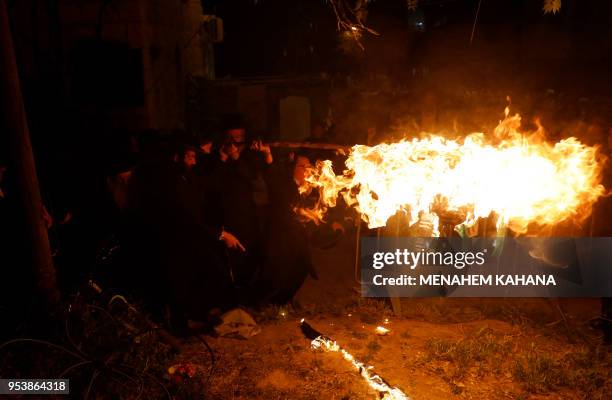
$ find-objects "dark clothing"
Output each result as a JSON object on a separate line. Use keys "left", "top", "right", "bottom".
{"left": 302, "top": 135, "right": 332, "bottom": 164}
{"left": 206, "top": 152, "right": 268, "bottom": 288}
{"left": 165, "top": 166, "right": 234, "bottom": 317}
{"left": 195, "top": 153, "right": 219, "bottom": 177}
{"left": 594, "top": 152, "right": 612, "bottom": 343}
{"left": 258, "top": 162, "right": 314, "bottom": 304}
{"left": 0, "top": 181, "right": 25, "bottom": 337}
{"left": 592, "top": 155, "right": 612, "bottom": 237}
{"left": 130, "top": 163, "right": 233, "bottom": 320}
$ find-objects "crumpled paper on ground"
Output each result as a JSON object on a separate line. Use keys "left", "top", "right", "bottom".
{"left": 214, "top": 308, "right": 261, "bottom": 339}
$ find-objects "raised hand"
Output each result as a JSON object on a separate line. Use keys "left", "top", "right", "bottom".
{"left": 220, "top": 230, "right": 246, "bottom": 252}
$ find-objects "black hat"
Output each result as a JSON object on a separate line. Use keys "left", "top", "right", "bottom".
{"left": 220, "top": 113, "right": 247, "bottom": 132}
{"left": 105, "top": 151, "right": 136, "bottom": 177}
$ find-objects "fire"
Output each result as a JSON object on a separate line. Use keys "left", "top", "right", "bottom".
{"left": 301, "top": 319, "right": 407, "bottom": 399}
{"left": 298, "top": 109, "right": 607, "bottom": 234}
{"left": 375, "top": 326, "right": 390, "bottom": 335}
{"left": 311, "top": 336, "right": 408, "bottom": 400}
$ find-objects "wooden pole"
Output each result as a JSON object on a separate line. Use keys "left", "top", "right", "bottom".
{"left": 268, "top": 141, "right": 351, "bottom": 152}
{"left": 0, "top": 0, "right": 60, "bottom": 308}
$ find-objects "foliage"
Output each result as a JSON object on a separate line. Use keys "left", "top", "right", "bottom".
{"left": 0, "top": 291, "right": 214, "bottom": 399}
{"left": 422, "top": 326, "right": 511, "bottom": 379}
{"left": 513, "top": 344, "right": 610, "bottom": 397}
{"left": 328, "top": 0, "right": 562, "bottom": 52}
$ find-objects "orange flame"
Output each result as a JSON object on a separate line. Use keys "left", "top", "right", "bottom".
{"left": 311, "top": 336, "right": 408, "bottom": 399}
{"left": 298, "top": 109, "right": 606, "bottom": 234}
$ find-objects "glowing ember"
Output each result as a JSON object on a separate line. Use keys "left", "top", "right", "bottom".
{"left": 297, "top": 109, "right": 606, "bottom": 234}
{"left": 375, "top": 326, "right": 390, "bottom": 335}
{"left": 301, "top": 319, "right": 408, "bottom": 399}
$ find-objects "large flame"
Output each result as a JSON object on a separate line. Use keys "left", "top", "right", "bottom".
{"left": 298, "top": 109, "right": 607, "bottom": 234}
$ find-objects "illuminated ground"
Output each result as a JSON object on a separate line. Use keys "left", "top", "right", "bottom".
{"left": 182, "top": 235, "right": 611, "bottom": 400}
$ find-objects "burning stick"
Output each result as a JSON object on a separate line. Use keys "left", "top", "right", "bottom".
{"left": 300, "top": 319, "right": 409, "bottom": 400}
{"left": 268, "top": 141, "right": 351, "bottom": 151}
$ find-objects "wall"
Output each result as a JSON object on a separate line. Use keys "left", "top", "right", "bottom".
{"left": 11, "top": 0, "right": 211, "bottom": 133}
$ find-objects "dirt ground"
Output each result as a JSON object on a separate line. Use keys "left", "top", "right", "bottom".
{"left": 181, "top": 234, "right": 611, "bottom": 400}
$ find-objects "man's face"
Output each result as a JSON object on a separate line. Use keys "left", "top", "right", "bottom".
{"left": 183, "top": 150, "right": 197, "bottom": 169}
{"left": 226, "top": 129, "right": 246, "bottom": 156}
{"left": 293, "top": 156, "right": 311, "bottom": 186}
{"left": 222, "top": 142, "right": 240, "bottom": 161}
{"left": 227, "top": 129, "right": 246, "bottom": 144}
{"left": 199, "top": 141, "right": 213, "bottom": 154}
{"left": 115, "top": 170, "right": 133, "bottom": 185}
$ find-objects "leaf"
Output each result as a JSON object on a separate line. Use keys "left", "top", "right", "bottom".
{"left": 543, "top": 0, "right": 561, "bottom": 14}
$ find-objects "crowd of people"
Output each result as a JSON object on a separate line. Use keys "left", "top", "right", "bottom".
{"left": 0, "top": 119, "right": 347, "bottom": 335}
{"left": 2, "top": 109, "right": 611, "bottom": 339}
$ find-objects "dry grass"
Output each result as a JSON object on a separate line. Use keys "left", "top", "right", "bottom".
{"left": 198, "top": 300, "right": 611, "bottom": 400}
{"left": 512, "top": 345, "right": 610, "bottom": 398}
{"left": 419, "top": 326, "right": 512, "bottom": 391}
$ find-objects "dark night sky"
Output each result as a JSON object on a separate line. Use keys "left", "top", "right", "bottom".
{"left": 209, "top": 0, "right": 612, "bottom": 85}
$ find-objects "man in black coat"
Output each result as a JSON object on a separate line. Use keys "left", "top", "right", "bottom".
{"left": 205, "top": 126, "right": 272, "bottom": 291}
{"left": 131, "top": 143, "right": 242, "bottom": 330}
{"left": 258, "top": 153, "right": 317, "bottom": 305}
